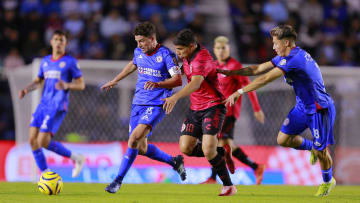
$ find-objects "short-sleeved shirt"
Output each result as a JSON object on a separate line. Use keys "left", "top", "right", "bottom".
{"left": 132, "top": 44, "right": 181, "bottom": 105}
{"left": 182, "top": 45, "right": 224, "bottom": 111}
{"left": 271, "top": 47, "right": 333, "bottom": 114}
{"left": 38, "top": 54, "right": 82, "bottom": 111}
{"left": 217, "top": 57, "right": 261, "bottom": 118}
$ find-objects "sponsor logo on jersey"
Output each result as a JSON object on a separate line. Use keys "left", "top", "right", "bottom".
{"left": 279, "top": 59, "right": 287, "bottom": 66}
{"left": 156, "top": 55, "right": 163, "bottom": 63}
{"left": 44, "top": 70, "right": 61, "bottom": 79}
{"left": 59, "top": 61, "right": 66, "bottom": 68}
{"left": 314, "top": 141, "right": 321, "bottom": 146}
{"left": 138, "top": 66, "right": 162, "bottom": 77}
{"left": 138, "top": 55, "right": 143, "bottom": 59}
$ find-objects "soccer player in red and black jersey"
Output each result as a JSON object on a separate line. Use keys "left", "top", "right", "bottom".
{"left": 162, "top": 29, "right": 236, "bottom": 196}
{"left": 202, "top": 36, "right": 266, "bottom": 185}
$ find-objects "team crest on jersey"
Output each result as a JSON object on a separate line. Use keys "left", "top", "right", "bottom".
{"left": 138, "top": 55, "right": 143, "bottom": 59}
{"left": 156, "top": 55, "right": 163, "bottom": 63}
{"left": 59, "top": 61, "right": 66, "bottom": 68}
{"left": 279, "top": 59, "right": 287, "bottom": 66}
{"left": 43, "top": 62, "right": 48, "bottom": 67}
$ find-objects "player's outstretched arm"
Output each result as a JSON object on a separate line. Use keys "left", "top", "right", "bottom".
{"left": 225, "top": 67, "right": 283, "bottom": 106}
{"left": 217, "top": 61, "right": 274, "bottom": 76}
{"left": 144, "top": 74, "right": 182, "bottom": 90}
{"left": 56, "top": 77, "right": 85, "bottom": 91}
{"left": 101, "top": 61, "right": 137, "bottom": 91}
{"left": 19, "top": 77, "right": 44, "bottom": 99}
{"left": 162, "top": 75, "right": 203, "bottom": 114}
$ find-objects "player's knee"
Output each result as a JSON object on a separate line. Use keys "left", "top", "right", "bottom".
{"left": 29, "top": 136, "right": 37, "bottom": 147}
{"left": 179, "top": 144, "right": 192, "bottom": 156}
{"left": 277, "top": 136, "right": 288, "bottom": 147}
{"left": 314, "top": 149, "right": 327, "bottom": 160}
{"left": 37, "top": 137, "right": 48, "bottom": 148}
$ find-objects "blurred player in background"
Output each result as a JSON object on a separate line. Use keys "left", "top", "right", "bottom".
{"left": 218, "top": 25, "right": 336, "bottom": 197}
{"left": 101, "top": 22, "right": 186, "bottom": 193}
{"left": 202, "top": 36, "right": 266, "bottom": 185}
{"left": 19, "top": 30, "right": 86, "bottom": 178}
{"left": 163, "top": 29, "right": 236, "bottom": 196}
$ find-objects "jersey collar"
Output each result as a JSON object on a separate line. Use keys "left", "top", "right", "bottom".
{"left": 146, "top": 44, "right": 161, "bottom": 56}
{"left": 187, "top": 44, "right": 201, "bottom": 63}
{"left": 51, "top": 53, "right": 66, "bottom": 62}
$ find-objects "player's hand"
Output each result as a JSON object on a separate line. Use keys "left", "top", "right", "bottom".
{"left": 216, "top": 69, "right": 233, "bottom": 76}
{"left": 19, "top": 89, "right": 27, "bottom": 99}
{"left": 101, "top": 80, "right": 117, "bottom": 91}
{"left": 224, "top": 91, "right": 241, "bottom": 106}
{"left": 55, "top": 80, "right": 69, "bottom": 90}
{"left": 162, "top": 96, "right": 177, "bottom": 114}
{"left": 254, "top": 110, "right": 265, "bottom": 124}
{"left": 144, "top": 81, "right": 160, "bottom": 90}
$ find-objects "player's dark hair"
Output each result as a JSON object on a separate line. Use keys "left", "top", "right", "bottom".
{"left": 134, "top": 21, "right": 156, "bottom": 37}
{"left": 173, "top": 29, "right": 197, "bottom": 46}
{"left": 270, "top": 25, "right": 297, "bottom": 42}
{"left": 52, "top": 30, "right": 67, "bottom": 39}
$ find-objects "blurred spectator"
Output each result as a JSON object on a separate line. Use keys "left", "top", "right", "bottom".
{"left": 20, "top": 0, "right": 43, "bottom": 16}
{"left": 82, "top": 32, "right": 106, "bottom": 59}
{"left": 324, "top": 0, "right": 348, "bottom": 23}
{"left": 299, "top": 22, "right": 322, "bottom": 56}
{"left": 44, "top": 12, "right": 63, "bottom": 44}
{"left": 300, "top": 0, "right": 323, "bottom": 25}
{"left": 263, "top": 0, "right": 288, "bottom": 23}
{"left": 61, "top": 0, "right": 80, "bottom": 17}
{"left": 21, "top": 30, "right": 44, "bottom": 63}
{"left": 2, "top": 0, "right": 18, "bottom": 11}
{"left": 3, "top": 48, "right": 25, "bottom": 71}
{"left": 139, "top": 0, "right": 163, "bottom": 20}
{"left": 163, "top": 0, "right": 187, "bottom": 32}
{"left": 64, "top": 13, "right": 85, "bottom": 37}
{"left": 181, "top": 0, "right": 199, "bottom": 23}
{"left": 149, "top": 13, "right": 168, "bottom": 41}
{"left": 80, "top": 0, "right": 103, "bottom": 19}
{"left": 346, "top": 0, "right": 360, "bottom": 15}
{"left": 107, "top": 34, "right": 127, "bottom": 60}
{"left": 41, "top": 0, "right": 61, "bottom": 16}
{"left": 100, "top": 9, "right": 130, "bottom": 39}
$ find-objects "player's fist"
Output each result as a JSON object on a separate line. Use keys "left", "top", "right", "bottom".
{"left": 101, "top": 80, "right": 117, "bottom": 91}
{"left": 144, "top": 81, "right": 160, "bottom": 90}
{"left": 224, "top": 91, "right": 241, "bottom": 107}
{"left": 19, "top": 89, "right": 27, "bottom": 99}
{"left": 55, "top": 80, "right": 69, "bottom": 90}
{"left": 216, "top": 69, "right": 233, "bottom": 76}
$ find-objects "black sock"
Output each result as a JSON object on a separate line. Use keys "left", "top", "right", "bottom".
{"left": 210, "top": 167, "right": 217, "bottom": 179}
{"left": 233, "top": 147, "right": 258, "bottom": 170}
{"left": 190, "top": 143, "right": 204, "bottom": 157}
{"left": 209, "top": 153, "right": 232, "bottom": 186}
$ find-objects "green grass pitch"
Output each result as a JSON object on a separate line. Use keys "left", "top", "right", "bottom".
{"left": 0, "top": 182, "right": 359, "bottom": 203}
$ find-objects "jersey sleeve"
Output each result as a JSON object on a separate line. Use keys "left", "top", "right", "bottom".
{"left": 271, "top": 55, "right": 296, "bottom": 73}
{"left": 38, "top": 59, "right": 45, "bottom": 78}
{"left": 164, "top": 52, "right": 181, "bottom": 77}
{"left": 70, "top": 59, "right": 82, "bottom": 79}
{"left": 132, "top": 49, "right": 138, "bottom": 66}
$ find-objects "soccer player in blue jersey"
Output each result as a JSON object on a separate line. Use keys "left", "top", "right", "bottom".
{"left": 101, "top": 22, "right": 186, "bottom": 193}
{"left": 19, "top": 30, "right": 86, "bottom": 178}
{"left": 217, "top": 25, "right": 336, "bottom": 197}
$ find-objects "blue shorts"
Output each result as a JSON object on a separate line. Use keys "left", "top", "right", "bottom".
{"left": 281, "top": 103, "right": 336, "bottom": 151}
{"left": 129, "top": 105, "right": 165, "bottom": 137}
{"left": 30, "top": 104, "right": 67, "bottom": 135}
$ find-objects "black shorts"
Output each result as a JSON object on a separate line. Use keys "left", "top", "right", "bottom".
{"left": 181, "top": 104, "right": 226, "bottom": 139}
{"left": 218, "top": 116, "right": 236, "bottom": 140}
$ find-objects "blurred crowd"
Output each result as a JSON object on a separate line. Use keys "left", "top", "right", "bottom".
{"left": 230, "top": 0, "right": 360, "bottom": 66}
{"left": 0, "top": 0, "right": 204, "bottom": 72}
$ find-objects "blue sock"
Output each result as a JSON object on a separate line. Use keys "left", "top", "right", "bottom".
{"left": 322, "top": 166, "right": 333, "bottom": 183}
{"left": 32, "top": 149, "right": 48, "bottom": 171}
{"left": 295, "top": 138, "right": 312, "bottom": 150}
{"left": 144, "top": 144, "right": 174, "bottom": 167}
{"left": 115, "top": 148, "right": 138, "bottom": 183}
{"left": 47, "top": 141, "right": 71, "bottom": 158}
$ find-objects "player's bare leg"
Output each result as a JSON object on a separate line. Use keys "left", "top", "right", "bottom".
{"left": 314, "top": 148, "right": 336, "bottom": 197}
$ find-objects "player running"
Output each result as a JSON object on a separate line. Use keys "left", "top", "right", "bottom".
{"left": 202, "top": 36, "right": 266, "bottom": 185}
{"left": 218, "top": 25, "right": 336, "bottom": 197}
{"left": 101, "top": 22, "right": 186, "bottom": 193}
{"left": 163, "top": 29, "right": 237, "bottom": 196}
{"left": 19, "top": 30, "right": 86, "bottom": 178}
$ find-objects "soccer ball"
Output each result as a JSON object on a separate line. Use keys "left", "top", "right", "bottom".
{"left": 37, "top": 171, "right": 63, "bottom": 195}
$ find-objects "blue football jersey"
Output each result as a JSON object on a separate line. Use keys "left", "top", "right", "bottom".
{"left": 271, "top": 47, "right": 333, "bottom": 114}
{"left": 38, "top": 54, "right": 82, "bottom": 111}
{"left": 132, "top": 45, "right": 181, "bottom": 105}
